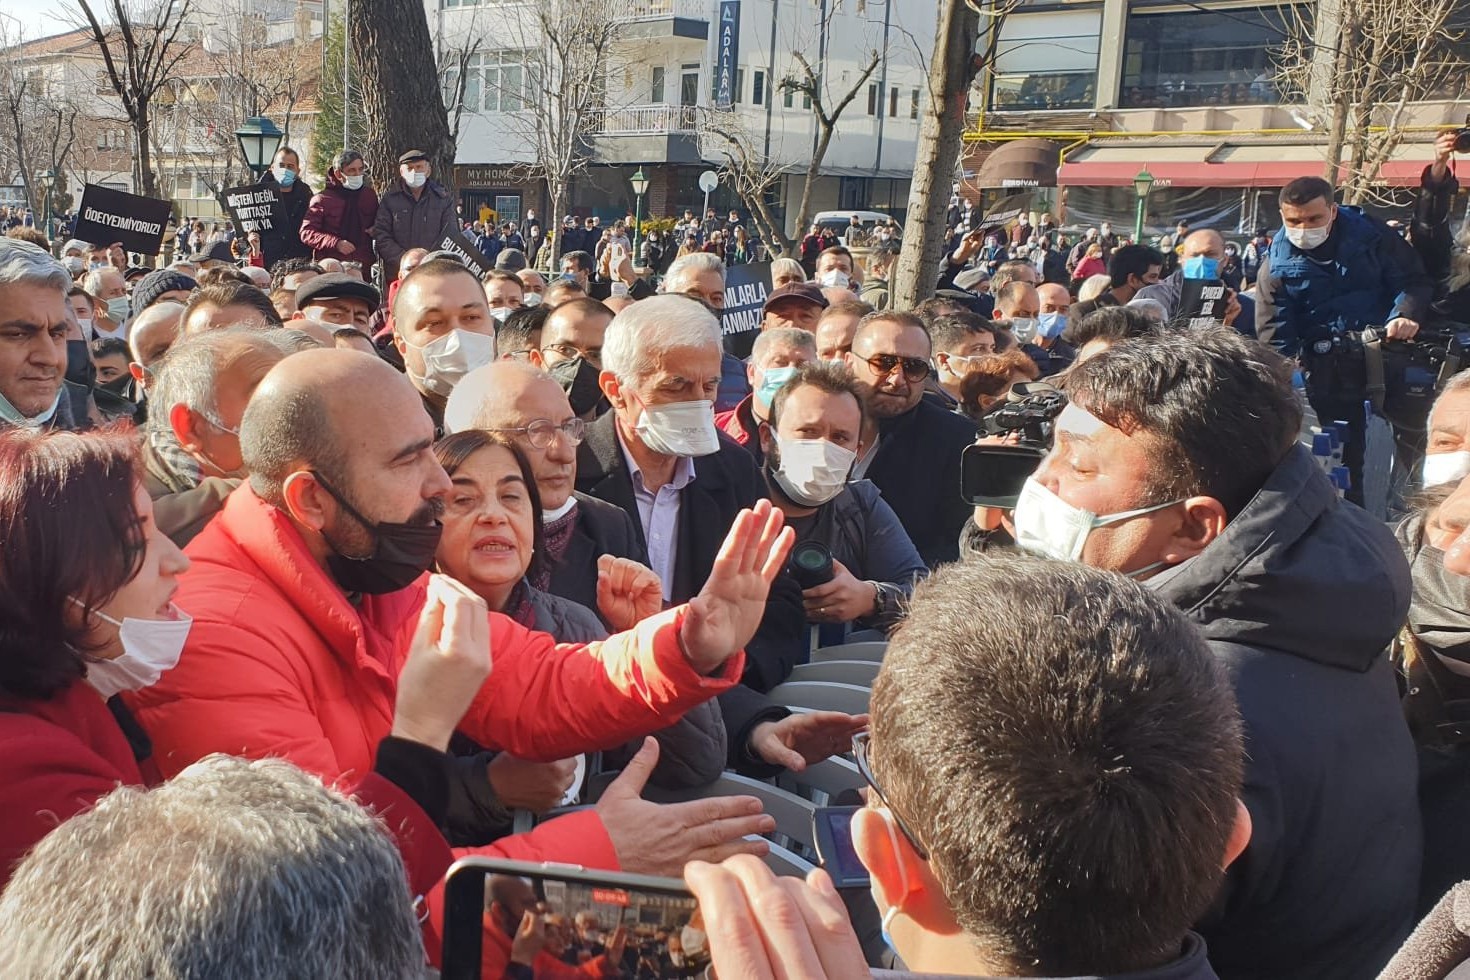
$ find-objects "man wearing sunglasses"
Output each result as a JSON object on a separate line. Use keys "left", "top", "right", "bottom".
{"left": 686, "top": 554, "right": 1250, "bottom": 979}
{"left": 844, "top": 311, "right": 978, "bottom": 567}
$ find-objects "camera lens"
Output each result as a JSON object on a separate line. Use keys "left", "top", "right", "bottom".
{"left": 1456, "top": 129, "right": 1470, "bottom": 154}
{"left": 788, "top": 541, "right": 835, "bottom": 589}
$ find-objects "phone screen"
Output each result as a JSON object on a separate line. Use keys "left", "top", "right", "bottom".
{"left": 442, "top": 859, "right": 703, "bottom": 980}
{"left": 812, "top": 806, "right": 870, "bottom": 888}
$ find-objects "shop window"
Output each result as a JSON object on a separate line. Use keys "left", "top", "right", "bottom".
{"left": 1120, "top": 5, "right": 1299, "bottom": 108}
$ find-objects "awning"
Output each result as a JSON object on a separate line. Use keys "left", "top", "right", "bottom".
{"left": 1058, "top": 140, "right": 1434, "bottom": 189}
{"left": 968, "top": 138, "right": 1062, "bottom": 189}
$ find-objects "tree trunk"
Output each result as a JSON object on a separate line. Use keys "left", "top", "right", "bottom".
{"left": 891, "top": 0, "right": 980, "bottom": 309}
{"left": 791, "top": 126, "right": 833, "bottom": 243}
{"left": 350, "top": 0, "right": 455, "bottom": 196}
{"left": 134, "top": 107, "right": 158, "bottom": 199}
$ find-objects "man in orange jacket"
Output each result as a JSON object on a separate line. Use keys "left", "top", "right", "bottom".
{"left": 128, "top": 348, "right": 795, "bottom": 958}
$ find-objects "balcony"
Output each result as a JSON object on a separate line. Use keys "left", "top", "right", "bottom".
{"left": 612, "top": 0, "right": 710, "bottom": 40}
{"left": 588, "top": 102, "right": 702, "bottom": 165}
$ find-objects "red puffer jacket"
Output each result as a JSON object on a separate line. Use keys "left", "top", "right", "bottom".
{"left": 299, "top": 168, "right": 379, "bottom": 263}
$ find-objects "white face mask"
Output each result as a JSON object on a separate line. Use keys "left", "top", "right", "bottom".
{"left": 343, "top": 174, "right": 365, "bottom": 190}
{"left": 771, "top": 435, "right": 856, "bottom": 507}
{"left": 1285, "top": 223, "right": 1331, "bottom": 250}
{"left": 106, "top": 296, "right": 132, "bottom": 323}
{"left": 816, "top": 270, "right": 850, "bottom": 289}
{"left": 1012, "top": 477, "right": 1181, "bottom": 567}
{"left": 633, "top": 398, "right": 719, "bottom": 458}
{"left": 75, "top": 317, "right": 93, "bottom": 338}
{"left": 1009, "top": 317, "right": 1039, "bottom": 345}
{"left": 1424, "top": 450, "right": 1470, "bottom": 488}
{"left": 75, "top": 601, "right": 193, "bottom": 699}
{"left": 402, "top": 169, "right": 428, "bottom": 188}
{"left": 680, "top": 925, "right": 708, "bottom": 958}
{"left": 522, "top": 291, "right": 542, "bottom": 307}
{"left": 406, "top": 328, "right": 496, "bottom": 397}
{"left": 488, "top": 306, "right": 517, "bottom": 324}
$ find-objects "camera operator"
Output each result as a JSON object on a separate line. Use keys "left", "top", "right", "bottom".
{"left": 1256, "top": 176, "right": 1433, "bottom": 505}
{"left": 1411, "top": 129, "right": 1470, "bottom": 317}
{"left": 757, "top": 362, "right": 927, "bottom": 635}
{"left": 1013, "top": 325, "right": 1418, "bottom": 980}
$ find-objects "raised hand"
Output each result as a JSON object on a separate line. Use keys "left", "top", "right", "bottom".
{"left": 596, "top": 738, "right": 773, "bottom": 876}
{"left": 391, "top": 574, "right": 491, "bottom": 751}
{"left": 679, "top": 499, "right": 795, "bottom": 674}
{"left": 596, "top": 555, "right": 663, "bottom": 632}
{"left": 510, "top": 910, "right": 546, "bottom": 967}
{"left": 749, "top": 712, "right": 870, "bottom": 772}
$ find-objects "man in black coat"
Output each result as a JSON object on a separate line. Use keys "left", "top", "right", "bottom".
{"left": 845, "top": 311, "right": 977, "bottom": 567}
{"left": 1024, "top": 325, "right": 1419, "bottom": 980}
{"left": 250, "top": 146, "right": 312, "bottom": 272}
{"left": 575, "top": 295, "right": 805, "bottom": 692}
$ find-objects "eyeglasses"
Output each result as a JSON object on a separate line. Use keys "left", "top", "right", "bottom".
{"left": 860, "top": 353, "right": 931, "bottom": 383}
{"left": 488, "top": 417, "right": 586, "bottom": 450}
{"left": 852, "top": 731, "right": 929, "bottom": 860}
{"left": 541, "top": 343, "right": 602, "bottom": 368}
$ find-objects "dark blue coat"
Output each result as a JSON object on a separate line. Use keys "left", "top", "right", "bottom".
{"left": 1256, "top": 206, "right": 1431, "bottom": 357}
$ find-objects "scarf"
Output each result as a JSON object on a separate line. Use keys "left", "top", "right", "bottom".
{"left": 533, "top": 499, "right": 580, "bottom": 593}
{"left": 1401, "top": 511, "right": 1470, "bottom": 676}
{"left": 145, "top": 427, "right": 203, "bottom": 493}
{"left": 504, "top": 578, "right": 537, "bottom": 630}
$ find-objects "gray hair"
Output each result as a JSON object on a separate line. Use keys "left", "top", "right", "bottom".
{"left": 81, "top": 266, "right": 120, "bottom": 297}
{"left": 0, "top": 755, "right": 426, "bottom": 980}
{"left": 333, "top": 148, "right": 364, "bottom": 171}
{"left": 751, "top": 326, "right": 816, "bottom": 368}
{"left": 602, "top": 294, "right": 722, "bottom": 383}
{"left": 1077, "top": 273, "right": 1113, "bottom": 303}
{"left": 770, "top": 257, "right": 806, "bottom": 283}
{"left": 1430, "top": 369, "right": 1470, "bottom": 425}
{"left": 146, "top": 328, "right": 287, "bottom": 434}
{"left": 0, "top": 237, "right": 71, "bottom": 294}
{"left": 663, "top": 251, "right": 726, "bottom": 293}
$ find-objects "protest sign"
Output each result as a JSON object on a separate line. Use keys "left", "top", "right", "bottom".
{"left": 217, "top": 184, "right": 288, "bottom": 242}
{"left": 1176, "top": 278, "right": 1229, "bottom": 328}
{"left": 436, "top": 228, "right": 493, "bottom": 275}
{"left": 72, "top": 184, "right": 171, "bottom": 255}
{"left": 720, "top": 261, "right": 772, "bottom": 359}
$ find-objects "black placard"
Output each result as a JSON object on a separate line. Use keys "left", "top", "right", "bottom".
{"left": 436, "top": 228, "right": 493, "bottom": 274}
{"left": 217, "top": 183, "right": 288, "bottom": 240}
{"left": 720, "top": 260, "right": 773, "bottom": 359}
{"left": 73, "top": 184, "right": 172, "bottom": 255}
{"left": 1176, "top": 277, "right": 1229, "bottom": 327}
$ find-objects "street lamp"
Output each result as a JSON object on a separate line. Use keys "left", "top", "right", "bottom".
{"left": 234, "top": 116, "right": 284, "bottom": 179}
{"left": 629, "top": 166, "right": 650, "bottom": 266}
{"left": 38, "top": 168, "right": 56, "bottom": 251}
{"left": 1133, "top": 168, "right": 1155, "bottom": 243}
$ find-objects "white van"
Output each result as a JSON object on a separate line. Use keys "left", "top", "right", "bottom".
{"left": 812, "top": 210, "right": 900, "bottom": 247}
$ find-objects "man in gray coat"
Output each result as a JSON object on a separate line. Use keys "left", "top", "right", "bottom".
{"left": 372, "top": 149, "right": 457, "bottom": 283}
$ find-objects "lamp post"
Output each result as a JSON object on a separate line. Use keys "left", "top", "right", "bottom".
{"left": 629, "top": 166, "right": 649, "bottom": 266}
{"left": 234, "top": 116, "right": 284, "bottom": 180}
{"left": 37, "top": 168, "right": 55, "bottom": 251}
{"left": 1133, "top": 168, "right": 1154, "bottom": 244}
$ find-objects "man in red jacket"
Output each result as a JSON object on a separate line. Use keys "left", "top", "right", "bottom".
{"left": 300, "top": 149, "right": 380, "bottom": 265}
{"left": 129, "top": 348, "right": 791, "bottom": 944}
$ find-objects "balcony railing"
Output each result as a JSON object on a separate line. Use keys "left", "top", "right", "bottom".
{"left": 610, "top": 0, "right": 710, "bottom": 20}
{"left": 590, "top": 103, "right": 699, "bottom": 136}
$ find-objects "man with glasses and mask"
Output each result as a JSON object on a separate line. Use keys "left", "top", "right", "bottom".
{"left": 845, "top": 311, "right": 977, "bottom": 567}
{"left": 532, "top": 297, "right": 614, "bottom": 419}
{"left": 686, "top": 555, "right": 1250, "bottom": 980}
{"left": 1006, "top": 325, "right": 1418, "bottom": 980}
{"left": 445, "top": 359, "right": 646, "bottom": 617}
{"left": 576, "top": 294, "right": 805, "bottom": 692}
{"left": 393, "top": 257, "right": 498, "bottom": 435}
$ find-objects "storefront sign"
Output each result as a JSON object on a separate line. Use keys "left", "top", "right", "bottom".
{"left": 459, "top": 166, "right": 523, "bottom": 187}
{"left": 715, "top": 0, "right": 741, "bottom": 110}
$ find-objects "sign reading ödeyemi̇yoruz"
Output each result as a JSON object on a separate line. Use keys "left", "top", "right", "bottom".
{"left": 72, "top": 184, "right": 172, "bottom": 255}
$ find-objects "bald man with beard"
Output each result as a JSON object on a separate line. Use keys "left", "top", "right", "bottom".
{"left": 1135, "top": 229, "right": 1250, "bottom": 335}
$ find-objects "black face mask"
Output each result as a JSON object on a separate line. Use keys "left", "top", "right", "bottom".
{"left": 65, "top": 339, "right": 96, "bottom": 392}
{"left": 549, "top": 355, "right": 604, "bottom": 417}
{"left": 98, "top": 374, "right": 133, "bottom": 397}
{"left": 312, "top": 471, "right": 443, "bottom": 595}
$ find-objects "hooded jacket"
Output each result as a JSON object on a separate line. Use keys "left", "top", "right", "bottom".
{"left": 1150, "top": 444, "right": 1419, "bottom": 980}
{"left": 299, "top": 168, "right": 380, "bottom": 264}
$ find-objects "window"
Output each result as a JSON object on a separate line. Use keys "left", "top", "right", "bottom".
{"left": 783, "top": 84, "right": 794, "bottom": 108}
{"left": 752, "top": 69, "right": 765, "bottom": 106}
{"left": 442, "top": 50, "right": 535, "bottom": 113}
{"left": 910, "top": 87, "right": 920, "bottom": 119}
{"left": 889, "top": 86, "right": 898, "bottom": 117}
{"left": 990, "top": 10, "right": 1100, "bottom": 111}
{"left": 652, "top": 67, "right": 665, "bottom": 103}
{"left": 866, "top": 83, "right": 878, "bottom": 116}
{"left": 734, "top": 68, "right": 745, "bottom": 103}
{"left": 1120, "top": 6, "right": 1297, "bottom": 108}
{"left": 803, "top": 92, "right": 811, "bottom": 109}
{"left": 494, "top": 195, "right": 521, "bottom": 225}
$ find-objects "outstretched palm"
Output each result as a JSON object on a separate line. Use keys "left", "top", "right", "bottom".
{"left": 681, "top": 499, "right": 794, "bottom": 674}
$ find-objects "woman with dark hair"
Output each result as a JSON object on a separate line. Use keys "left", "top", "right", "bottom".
{"left": 0, "top": 427, "right": 488, "bottom": 899}
{"left": 432, "top": 430, "right": 726, "bottom": 851}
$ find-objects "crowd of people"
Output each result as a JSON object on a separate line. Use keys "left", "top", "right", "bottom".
{"left": 5, "top": 129, "right": 1470, "bottom": 980}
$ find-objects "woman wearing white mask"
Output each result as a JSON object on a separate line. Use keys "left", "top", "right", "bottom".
{"left": 758, "top": 363, "right": 927, "bottom": 634}
{"left": 0, "top": 427, "right": 496, "bottom": 898}
{"left": 301, "top": 148, "right": 380, "bottom": 266}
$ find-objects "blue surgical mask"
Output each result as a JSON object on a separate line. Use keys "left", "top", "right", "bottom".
{"left": 1182, "top": 256, "right": 1220, "bottom": 280}
{"left": 1037, "top": 311, "right": 1067, "bottom": 341}
{"left": 272, "top": 165, "right": 296, "bottom": 188}
{"left": 756, "top": 365, "right": 797, "bottom": 408}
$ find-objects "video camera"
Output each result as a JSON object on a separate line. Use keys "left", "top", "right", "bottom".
{"left": 1456, "top": 115, "right": 1470, "bottom": 154}
{"left": 961, "top": 382, "right": 1067, "bottom": 510}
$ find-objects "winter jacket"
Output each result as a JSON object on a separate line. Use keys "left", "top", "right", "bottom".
{"left": 715, "top": 396, "right": 765, "bottom": 468}
{"left": 0, "top": 680, "right": 453, "bottom": 925}
{"left": 861, "top": 396, "right": 978, "bottom": 568}
{"left": 784, "top": 479, "right": 928, "bottom": 633}
{"left": 1411, "top": 164, "right": 1470, "bottom": 326}
{"left": 373, "top": 179, "right": 457, "bottom": 277}
{"left": 253, "top": 170, "right": 313, "bottom": 271}
{"left": 545, "top": 492, "right": 649, "bottom": 620}
{"left": 1256, "top": 206, "right": 1432, "bottom": 357}
{"left": 299, "top": 169, "right": 380, "bottom": 264}
{"left": 140, "top": 436, "right": 237, "bottom": 548}
{"left": 1150, "top": 444, "right": 1419, "bottom": 980}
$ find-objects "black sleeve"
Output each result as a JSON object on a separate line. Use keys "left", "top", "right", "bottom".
{"left": 372, "top": 736, "right": 451, "bottom": 829}
{"left": 719, "top": 685, "right": 793, "bottom": 779}
{"left": 442, "top": 751, "right": 515, "bottom": 848}
{"left": 1413, "top": 164, "right": 1460, "bottom": 285}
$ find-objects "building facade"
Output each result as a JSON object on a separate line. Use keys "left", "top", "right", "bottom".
{"left": 427, "top": 0, "right": 935, "bottom": 239}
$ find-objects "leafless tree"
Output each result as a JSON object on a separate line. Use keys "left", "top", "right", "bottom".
{"left": 698, "top": 107, "right": 791, "bottom": 256}
{"left": 71, "top": 0, "right": 196, "bottom": 200}
{"left": 0, "top": 18, "right": 83, "bottom": 218}
{"left": 436, "top": 4, "right": 487, "bottom": 149}
{"left": 1275, "top": 0, "right": 1466, "bottom": 205}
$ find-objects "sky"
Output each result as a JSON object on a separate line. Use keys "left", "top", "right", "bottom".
{"left": 3, "top": 0, "right": 80, "bottom": 41}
